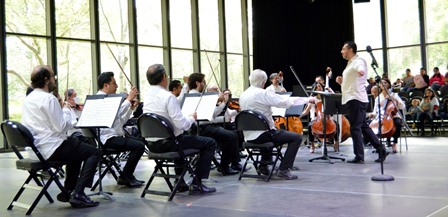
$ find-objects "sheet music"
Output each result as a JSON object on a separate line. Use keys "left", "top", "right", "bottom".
{"left": 76, "top": 95, "right": 123, "bottom": 128}
{"left": 182, "top": 93, "right": 219, "bottom": 121}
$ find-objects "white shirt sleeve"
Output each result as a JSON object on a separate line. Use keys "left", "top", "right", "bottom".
{"left": 167, "top": 94, "right": 196, "bottom": 131}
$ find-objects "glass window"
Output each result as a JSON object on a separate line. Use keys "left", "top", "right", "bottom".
{"left": 427, "top": 44, "right": 448, "bottom": 71}
{"left": 225, "top": 0, "right": 243, "bottom": 53}
{"left": 170, "top": 0, "right": 192, "bottom": 48}
{"left": 136, "top": 0, "right": 163, "bottom": 45}
{"left": 100, "top": 44, "right": 132, "bottom": 93}
{"left": 171, "top": 50, "right": 194, "bottom": 81}
{"left": 138, "top": 47, "right": 164, "bottom": 102}
{"left": 388, "top": 46, "right": 421, "bottom": 81}
{"left": 5, "top": 0, "right": 46, "bottom": 35}
{"left": 425, "top": 0, "right": 448, "bottom": 43}
{"left": 353, "top": 0, "right": 382, "bottom": 49}
{"left": 6, "top": 36, "right": 48, "bottom": 121}
{"left": 357, "top": 50, "right": 384, "bottom": 80}
{"left": 200, "top": 51, "right": 221, "bottom": 89}
{"left": 248, "top": 0, "right": 253, "bottom": 56}
{"left": 199, "top": 0, "right": 219, "bottom": 51}
{"left": 227, "top": 54, "right": 244, "bottom": 97}
{"left": 386, "top": 0, "right": 420, "bottom": 47}
{"left": 55, "top": 0, "right": 91, "bottom": 39}
{"left": 57, "top": 40, "right": 92, "bottom": 100}
{"left": 99, "top": 0, "right": 129, "bottom": 43}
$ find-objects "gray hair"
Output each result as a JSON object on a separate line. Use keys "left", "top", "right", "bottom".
{"left": 249, "top": 69, "right": 268, "bottom": 88}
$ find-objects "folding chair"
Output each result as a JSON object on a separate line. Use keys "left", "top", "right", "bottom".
{"left": 235, "top": 110, "right": 284, "bottom": 182}
{"left": 1, "top": 120, "right": 68, "bottom": 215}
{"left": 137, "top": 113, "right": 201, "bottom": 201}
{"left": 80, "top": 128, "right": 124, "bottom": 192}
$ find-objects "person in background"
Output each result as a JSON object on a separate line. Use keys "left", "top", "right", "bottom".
{"left": 438, "top": 72, "right": 448, "bottom": 97}
{"left": 429, "top": 67, "right": 444, "bottom": 92}
{"left": 266, "top": 73, "right": 286, "bottom": 92}
{"left": 401, "top": 69, "right": 414, "bottom": 92}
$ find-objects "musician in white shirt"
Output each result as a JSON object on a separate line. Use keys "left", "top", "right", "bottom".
{"left": 266, "top": 73, "right": 286, "bottom": 92}
{"left": 239, "top": 69, "right": 315, "bottom": 180}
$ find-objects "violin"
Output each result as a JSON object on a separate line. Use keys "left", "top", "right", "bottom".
{"left": 228, "top": 99, "right": 240, "bottom": 111}
{"left": 75, "top": 103, "right": 84, "bottom": 111}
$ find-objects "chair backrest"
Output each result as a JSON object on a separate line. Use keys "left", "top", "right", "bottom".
{"left": 235, "top": 110, "right": 271, "bottom": 132}
{"left": 1, "top": 120, "right": 46, "bottom": 163}
{"left": 137, "top": 113, "right": 176, "bottom": 140}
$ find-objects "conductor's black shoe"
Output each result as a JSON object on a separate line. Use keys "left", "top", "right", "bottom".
{"left": 231, "top": 163, "right": 251, "bottom": 172}
{"left": 117, "top": 176, "right": 143, "bottom": 188}
{"left": 374, "top": 150, "right": 390, "bottom": 163}
{"left": 221, "top": 167, "right": 239, "bottom": 176}
{"left": 189, "top": 184, "right": 216, "bottom": 195}
{"left": 69, "top": 192, "right": 99, "bottom": 208}
{"left": 175, "top": 180, "right": 190, "bottom": 193}
{"left": 56, "top": 190, "right": 72, "bottom": 203}
{"left": 277, "top": 169, "right": 298, "bottom": 180}
{"left": 347, "top": 158, "right": 364, "bottom": 164}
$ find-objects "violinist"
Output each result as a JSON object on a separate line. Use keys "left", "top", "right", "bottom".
{"left": 188, "top": 73, "right": 242, "bottom": 175}
{"left": 64, "top": 88, "right": 89, "bottom": 144}
{"left": 336, "top": 41, "right": 389, "bottom": 164}
{"left": 368, "top": 78, "right": 405, "bottom": 153}
{"left": 266, "top": 72, "right": 286, "bottom": 92}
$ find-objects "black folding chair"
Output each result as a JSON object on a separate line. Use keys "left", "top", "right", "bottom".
{"left": 1, "top": 120, "right": 68, "bottom": 215}
{"left": 80, "top": 128, "right": 124, "bottom": 192}
{"left": 235, "top": 110, "right": 284, "bottom": 182}
{"left": 137, "top": 113, "right": 201, "bottom": 201}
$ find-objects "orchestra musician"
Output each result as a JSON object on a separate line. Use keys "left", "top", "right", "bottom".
{"left": 368, "top": 78, "right": 405, "bottom": 153}
{"left": 239, "top": 69, "right": 315, "bottom": 180}
{"left": 22, "top": 65, "right": 100, "bottom": 208}
{"left": 336, "top": 41, "right": 390, "bottom": 164}
{"left": 64, "top": 88, "right": 89, "bottom": 144}
{"left": 266, "top": 72, "right": 286, "bottom": 92}
{"left": 188, "top": 73, "right": 242, "bottom": 175}
{"left": 301, "top": 82, "right": 340, "bottom": 153}
{"left": 97, "top": 72, "right": 146, "bottom": 188}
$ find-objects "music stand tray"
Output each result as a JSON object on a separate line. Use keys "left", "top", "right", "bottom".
{"left": 308, "top": 91, "right": 345, "bottom": 164}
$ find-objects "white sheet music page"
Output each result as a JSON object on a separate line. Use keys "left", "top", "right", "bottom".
{"left": 182, "top": 94, "right": 219, "bottom": 120}
{"left": 76, "top": 96, "right": 123, "bottom": 128}
{"left": 271, "top": 94, "right": 289, "bottom": 117}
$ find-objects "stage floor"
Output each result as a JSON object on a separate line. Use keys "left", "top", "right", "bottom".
{"left": 1, "top": 135, "right": 448, "bottom": 217}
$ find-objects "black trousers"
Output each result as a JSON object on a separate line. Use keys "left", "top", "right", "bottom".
{"left": 104, "top": 136, "right": 145, "bottom": 178}
{"left": 200, "top": 124, "right": 239, "bottom": 167}
{"left": 249, "top": 129, "right": 302, "bottom": 171}
{"left": 148, "top": 135, "right": 217, "bottom": 180}
{"left": 346, "top": 100, "right": 383, "bottom": 160}
{"left": 48, "top": 139, "right": 100, "bottom": 193}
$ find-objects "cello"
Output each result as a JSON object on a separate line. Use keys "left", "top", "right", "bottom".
{"left": 369, "top": 85, "right": 397, "bottom": 138}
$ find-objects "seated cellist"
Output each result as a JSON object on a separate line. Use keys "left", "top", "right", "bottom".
{"left": 368, "top": 78, "right": 405, "bottom": 153}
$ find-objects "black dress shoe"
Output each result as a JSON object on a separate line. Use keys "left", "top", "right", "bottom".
{"left": 231, "top": 164, "right": 251, "bottom": 172}
{"left": 257, "top": 165, "right": 271, "bottom": 175}
{"left": 221, "top": 167, "right": 239, "bottom": 176}
{"left": 69, "top": 192, "right": 99, "bottom": 208}
{"left": 56, "top": 190, "right": 72, "bottom": 203}
{"left": 347, "top": 158, "right": 364, "bottom": 164}
{"left": 374, "top": 150, "right": 390, "bottom": 163}
{"left": 130, "top": 175, "right": 145, "bottom": 184}
{"left": 117, "top": 176, "right": 143, "bottom": 187}
{"left": 189, "top": 184, "right": 217, "bottom": 195}
{"left": 174, "top": 179, "right": 190, "bottom": 193}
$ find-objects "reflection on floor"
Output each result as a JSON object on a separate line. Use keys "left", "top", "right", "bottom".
{"left": 1, "top": 136, "right": 448, "bottom": 217}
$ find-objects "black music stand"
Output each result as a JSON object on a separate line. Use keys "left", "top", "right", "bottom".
{"left": 76, "top": 94, "right": 124, "bottom": 200}
{"left": 308, "top": 91, "right": 346, "bottom": 164}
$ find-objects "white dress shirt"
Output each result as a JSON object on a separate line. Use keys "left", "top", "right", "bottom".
{"left": 341, "top": 54, "right": 369, "bottom": 105}
{"left": 143, "top": 85, "right": 196, "bottom": 138}
{"left": 97, "top": 90, "right": 134, "bottom": 144}
{"left": 239, "top": 86, "right": 310, "bottom": 141}
{"left": 372, "top": 92, "right": 406, "bottom": 119}
{"left": 67, "top": 107, "right": 82, "bottom": 136}
{"left": 177, "top": 83, "right": 189, "bottom": 105}
{"left": 21, "top": 88, "right": 72, "bottom": 160}
{"left": 266, "top": 84, "right": 286, "bottom": 92}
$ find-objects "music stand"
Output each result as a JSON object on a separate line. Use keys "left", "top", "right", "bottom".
{"left": 308, "top": 91, "right": 346, "bottom": 164}
{"left": 76, "top": 94, "right": 124, "bottom": 200}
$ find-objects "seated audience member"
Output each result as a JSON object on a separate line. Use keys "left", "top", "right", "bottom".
{"left": 407, "top": 68, "right": 429, "bottom": 94}
{"left": 407, "top": 98, "right": 421, "bottom": 129}
{"left": 438, "top": 98, "right": 448, "bottom": 120}
{"left": 143, "top": 64, "right": 217, "bottom": 194}
{"left": 429, "top": 67, "right": 444, "bottom": 91}
{"left": 438, "top": 72, "right": 448, "bottom": 97}
{"left": 401, "top": 68, "right": 414, "bottom": 92}
{"left": 22, "top": 65, "right": 100, "bottom": 208}
{"left": 417, "top": 88, "right": 439, "bottom": 136}
{"left": 239, "top": 69, "right": 315, "bottom": 180}
{"left": 97, "top": 72, "right": 146, "bottom": 188}
{"left": 188, "top": 73, "right": 241, "bottom": 175}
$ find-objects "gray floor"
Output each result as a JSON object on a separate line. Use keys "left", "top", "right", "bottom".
{"left": 1, "top": 136, "right": 448, "bottom": 217}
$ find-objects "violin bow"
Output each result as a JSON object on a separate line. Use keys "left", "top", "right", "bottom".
{"left": 105, "top": 43, "right": 134, "bottom": 87}
{"left": 203, "top": 49, "right": 222, "bottom": 92}
{"left": 290, "top": 66, "right": 310, "bottom": 97}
